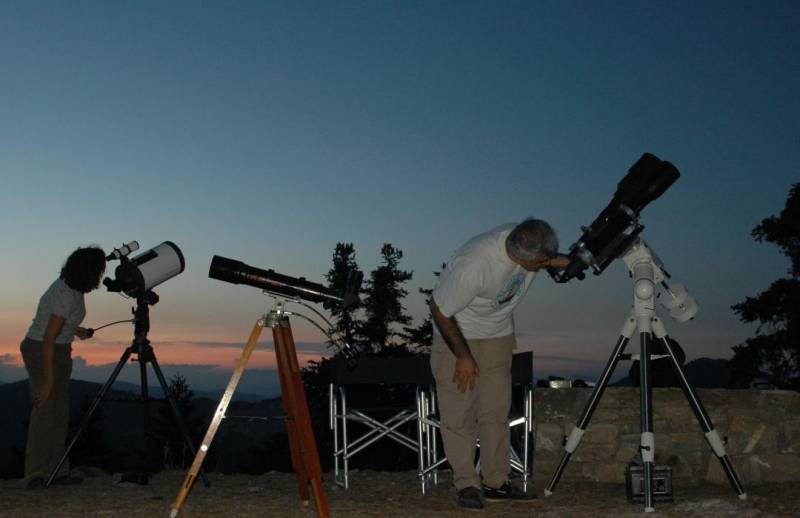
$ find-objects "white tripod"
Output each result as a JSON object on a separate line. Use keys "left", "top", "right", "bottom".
{"left": 544, "top": 239, "right": 747, "bottom": 512}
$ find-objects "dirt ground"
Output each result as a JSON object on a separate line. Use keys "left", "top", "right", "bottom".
{"left": 1, "top": 469, "right": 797, "bottom": 517}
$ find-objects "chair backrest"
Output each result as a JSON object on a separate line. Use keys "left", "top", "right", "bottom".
{"left": 329, "top": 355, "right": 435, "bottom": 385}
{"left": 511, "top": 351, "right": 533, "bottom": 386}
{"left": 328, "top": 351, "right": 533, "bottom": 387}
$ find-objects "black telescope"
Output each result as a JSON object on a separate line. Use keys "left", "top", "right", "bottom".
{"left": 552, "top": 153, "right": 680, "bottom": 283}
{"left": 209, "top": 255, "right": 362, "bottom": 307}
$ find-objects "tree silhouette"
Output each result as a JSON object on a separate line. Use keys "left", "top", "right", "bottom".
{"left": 357, "top": 243, "right": 413, "bottom": 353}
{"left": 323, "top": 243, "right": 362, "bottom": 353}
{"left": 301, "top": 242, "right": 428, "bottom": 471}
{"left": 730, "top": 183, "right": 800, "bottom": 389}
{"left": 152, "top": 373, "right": 202, "bottom": 469}
{"left": 402, "top": 263, "right": 445, "bottom": 351}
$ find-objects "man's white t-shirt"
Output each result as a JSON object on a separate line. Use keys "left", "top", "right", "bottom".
{"left": 432, "top": 223, "right": 536, "bottom": 340}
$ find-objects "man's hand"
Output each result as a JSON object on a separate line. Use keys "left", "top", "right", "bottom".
{"left": 453, "top": 355, "right": 479, "bottom": 392}
{"left": 548, "top": 254, "right": 571, "bottom": 269}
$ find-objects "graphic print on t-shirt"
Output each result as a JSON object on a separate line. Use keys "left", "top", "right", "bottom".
{"left": 493, "top": 272, "right": 525, "bottom": 308}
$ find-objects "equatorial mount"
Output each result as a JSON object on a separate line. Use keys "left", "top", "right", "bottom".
{"left": 544, "top": 236, "right": 746, "bottom": 511}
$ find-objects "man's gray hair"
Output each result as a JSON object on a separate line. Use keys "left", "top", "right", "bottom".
{"left": 506, "top": 219, "right": 559, "bottom": 262}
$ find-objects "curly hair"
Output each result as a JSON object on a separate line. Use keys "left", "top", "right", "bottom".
{"left": 60, "top": 246, "right": 107, "bottom": 293}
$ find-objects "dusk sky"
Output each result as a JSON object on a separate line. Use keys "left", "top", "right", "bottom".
{"left": 1, "top": 1, "right": 797, "bottom": 397}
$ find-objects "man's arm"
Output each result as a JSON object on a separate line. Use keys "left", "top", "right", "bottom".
{"left": 430, "top": 299, "right": 479, "bottom": 393}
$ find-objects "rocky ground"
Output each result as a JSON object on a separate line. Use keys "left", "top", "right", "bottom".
{"left": 1, "top": 469, "right": 797, "bottom": 517}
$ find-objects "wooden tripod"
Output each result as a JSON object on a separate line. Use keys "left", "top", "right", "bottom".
{"left": 170, "top": 302, "right": 329, "bottom": 518}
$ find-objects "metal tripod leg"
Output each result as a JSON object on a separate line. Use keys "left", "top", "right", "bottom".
{"left": 650, "top": 318, "right": 747, "bottom": 500}
{"left": 46, "top": 344, "right": 134, "bottom": 486}
{"left": 544, "top": 317, "right": 637, "bottom": 496}
{"left": 147, "top": 348, "right": 210, "bottom": 487}
{"left": 638, "top": 326, "right": 655, "bottom": 512}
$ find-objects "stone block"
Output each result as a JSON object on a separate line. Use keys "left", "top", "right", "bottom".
{"left": 704, "top": 453, "right": 731, "bottom": 484}
{"left": 573, "top": 446, "right": 614, "bottom": 463}
{"left": 533, "top": 388, "right": 800, "bottom": 483}
{"left": 536, "top": 422, "right": 565, "bottom": 453}
{"left": 745, "top": 454, "right": 800, "bottom": 483}
{"left": 662, "top": 452, "right": 701, "bottom": 484}
{"left": 727, "top": 421, "right": 778, "bottom": 454}
{"left": 782, "top": 420, "right": 800, "bottom": 453}
{"left": 594, "top": 462, "right": 625, "bottom": 483}
{"left": 654, "top": 418, "right": 674, "bottom": 433}
{"left": 615, "top": 434, "right": 640, "bottom": 463}
{"left": 583, "top": 423, "right": 619, "bottom": 445}
{"left": 670, "top": 432, "right": 704, "bottom": 453}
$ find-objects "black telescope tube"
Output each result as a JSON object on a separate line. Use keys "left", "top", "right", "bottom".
{"left": 552, "top": 153, "right": 680, "bottom": 283}
{"left": 209, "top": 255, "right": 343, "bottom": 304}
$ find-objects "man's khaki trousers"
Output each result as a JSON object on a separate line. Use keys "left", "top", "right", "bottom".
{"left": 431, "top": 334, "right": 514, "bottom": 490}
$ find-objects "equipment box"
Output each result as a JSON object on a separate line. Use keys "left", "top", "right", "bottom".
{"left": 625, "top": 464, "right": 673, "bottom": 503}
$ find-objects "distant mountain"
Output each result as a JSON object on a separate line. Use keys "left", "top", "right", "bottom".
{"left": 102, "top": 379, "right": 265, "bottom": 403}
{"left": 612, "top": 357, "right": 732, "bottom": 388}
{"left": 0, "top": 379, "right": 286, "bottom": 479}
{"left": 682, "top": 358, "right": 733, "bottom": 388}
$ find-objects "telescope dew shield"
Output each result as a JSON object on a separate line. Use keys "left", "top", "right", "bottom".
{"left": 555, "top": 153, "right": 680, "bottom": 283}
{"left": 209, "top": 255, "right": 343, "bottom": 304}
{"left": 106, "top": 241, "right": 185, "bottom": 297}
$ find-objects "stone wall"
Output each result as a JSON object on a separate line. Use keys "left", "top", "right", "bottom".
{"left": 533, "top": 388, "right": 800, "bottom": 485}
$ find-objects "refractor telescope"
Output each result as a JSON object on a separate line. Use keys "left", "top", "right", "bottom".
{"left": 552, "top": 153, "right": 680, "bottom": 283}
{"left": 209, "top": 255, "right": 362, "bottom": 308}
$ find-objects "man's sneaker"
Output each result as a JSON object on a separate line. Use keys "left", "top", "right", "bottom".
{"left": 482, "top": 481, "right": 537, "bottom": 501}
{"left": 457, "top": 486, "right": 485, "bottom": 509}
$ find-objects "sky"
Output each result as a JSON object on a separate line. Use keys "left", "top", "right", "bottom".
{"left": 1, "top": 1, "right": 798, "bottom": 397}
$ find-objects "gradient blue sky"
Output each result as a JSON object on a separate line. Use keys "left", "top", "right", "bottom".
{"left": 1, "top": 1, "right": 798, "bottom": 395}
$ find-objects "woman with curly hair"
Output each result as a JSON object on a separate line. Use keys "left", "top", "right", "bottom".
{"left": 21, "top": 245, "right": 106, "bottom": 489}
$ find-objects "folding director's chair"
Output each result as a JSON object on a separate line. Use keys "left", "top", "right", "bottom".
{"left": 329, "top": 351, "right": 535, "bottom": 494}
{"left": 328, "top": 355, "right": 435, "bottom": 490}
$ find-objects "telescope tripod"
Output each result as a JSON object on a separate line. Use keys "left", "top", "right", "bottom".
{"left": 544, "top": 241, "right": 746, "bottom": 512}
{"left": 47, "top": 291, "right": 208, "bottom": 487}
{"left": 171, "top": 301, "right": 329, "bottom": 518}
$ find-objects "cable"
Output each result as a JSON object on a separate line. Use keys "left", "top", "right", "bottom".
{"left": 85, "top": 319, "right": 134, "bottom": 337}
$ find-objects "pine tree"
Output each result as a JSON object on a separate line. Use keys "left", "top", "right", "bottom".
{"left": 323, "top": 243, "right": 363, "bottom": 352}
{"left": 402, "top": 263, "right": 446, "bottom": 351}
{"left": 152, "top": 373, "right": 201, "bottom": 469}
{"left": 357, "top": 244, "right": 413, "bottom": 353}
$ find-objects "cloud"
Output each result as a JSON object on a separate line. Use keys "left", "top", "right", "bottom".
{"left": 0, "top": 353, "right": 17, "bottom": 365}
{"left": 140, "top": 340, "right": 333, "bottom": 354}
{"left": 0, "top": 359, "right": 27, "bottom": 384}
